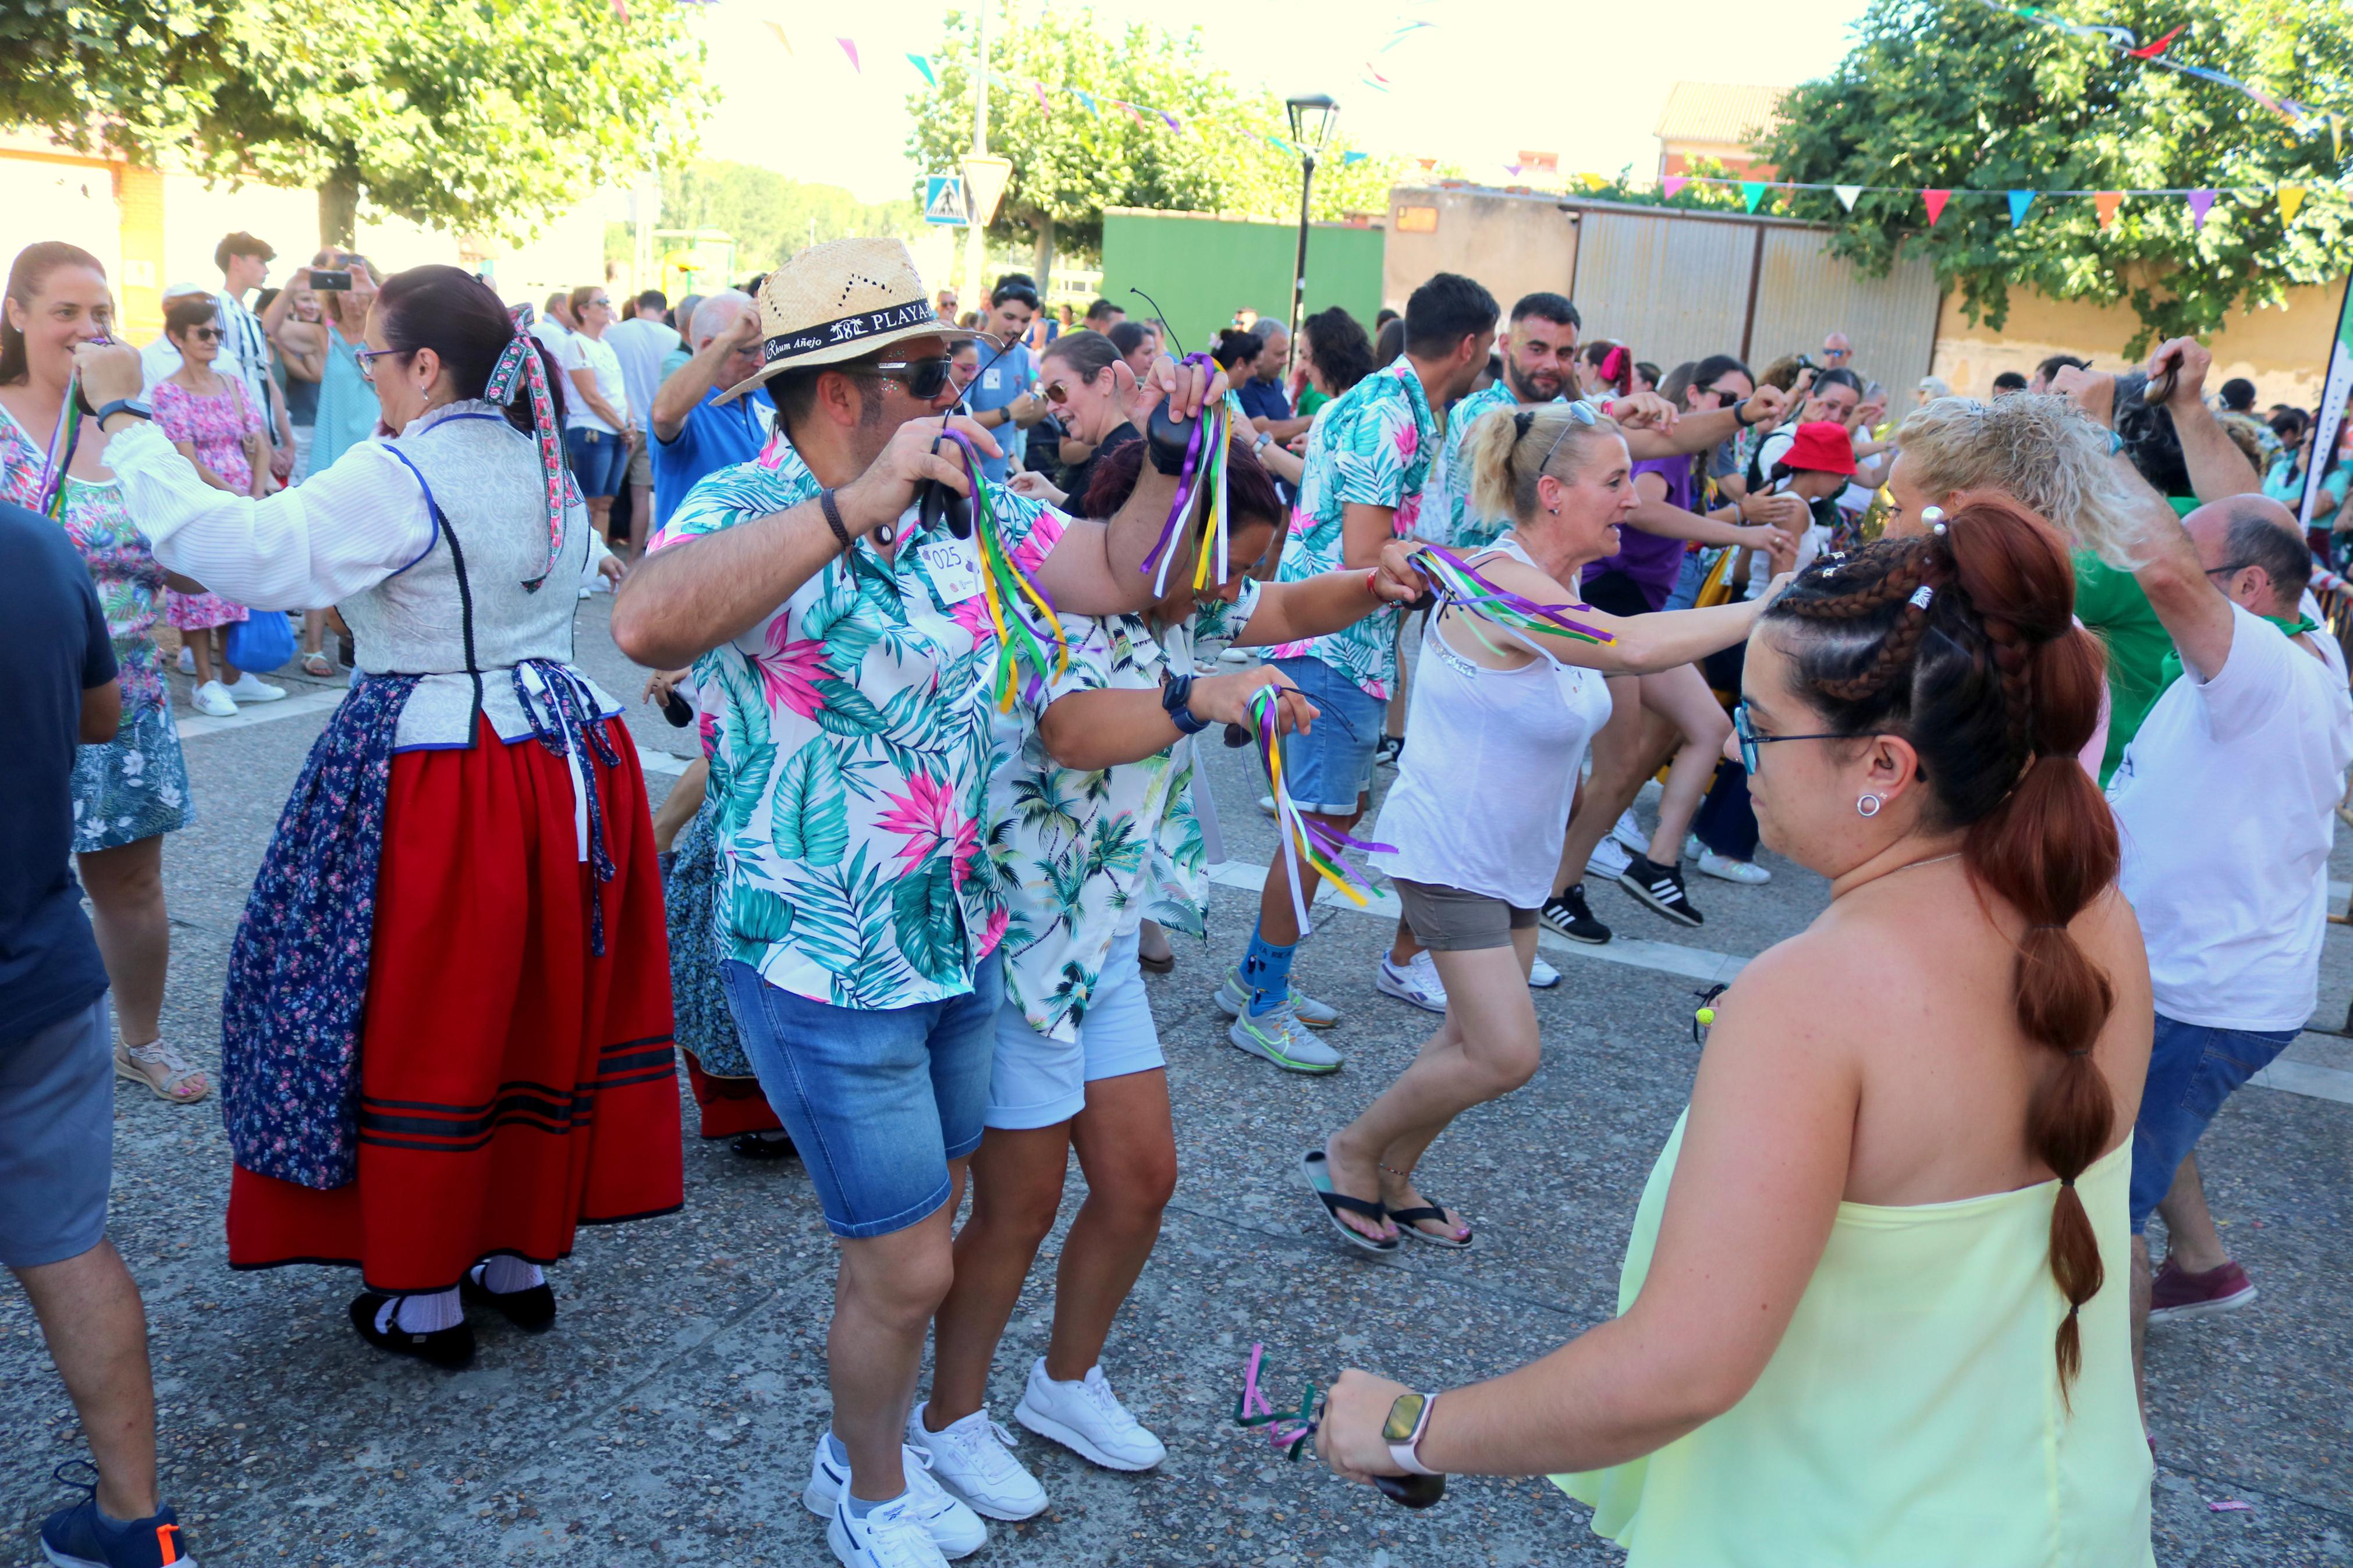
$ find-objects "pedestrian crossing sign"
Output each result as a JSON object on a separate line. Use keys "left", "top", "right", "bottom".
{"left": 925, "top": 176, "right": 968, "bottom": 226}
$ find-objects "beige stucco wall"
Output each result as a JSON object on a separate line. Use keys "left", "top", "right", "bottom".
{"left": 1929, "top": 281, "right": 2349, "bottom": 408}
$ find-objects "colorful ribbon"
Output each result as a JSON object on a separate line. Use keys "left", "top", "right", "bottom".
{"left": 932, "top": 428, "right": 1069, "bottom": 710}
{"left": 485, "top": 304, "right": 584, "bottom": 592}
{"left": 1248, "top": 686, "right": 1394, "bottom": 936}
{"left": 35, "top": 374, "right": 84, "bottom": 521}
{"left": 1408, "top": 543, "right": 1617, "bottom": 662}
{"left": 1234, "top": 1343, "right": 1318, "bottom": 1458}
{"left": 1137, "top": 357, "right": 1233, "bottom": 598}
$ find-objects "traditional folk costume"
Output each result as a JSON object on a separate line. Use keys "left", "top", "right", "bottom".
{"left": 108, "top": 318, "right": 680, "bottom": 1361}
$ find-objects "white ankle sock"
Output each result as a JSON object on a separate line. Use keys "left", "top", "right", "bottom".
{"left": 479, "top": 1256, "right": 545, "bottom": 1293}
{"left": 379, "top": 1287, "right": 463, "bottom": 1334}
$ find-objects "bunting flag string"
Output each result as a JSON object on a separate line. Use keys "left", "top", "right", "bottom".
{"left": 1640, "top": 170, "right": 2343, "bottom": 231}
{"left": 1969, "top": 0, "right": 2324, "bottom": 133}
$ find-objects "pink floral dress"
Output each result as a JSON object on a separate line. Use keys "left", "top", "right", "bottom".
{"left": 153, "top": 375, "right": 258, "bottom": 632}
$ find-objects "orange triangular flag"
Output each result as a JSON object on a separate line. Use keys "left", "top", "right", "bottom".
{"left": 2094, "top": 190, "right": 2123, "bottom": 229}
{"left": 2278, "top": 185, "right": 2308, "bottom": 226}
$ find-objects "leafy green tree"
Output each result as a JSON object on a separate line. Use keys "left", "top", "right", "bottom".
{"left": 660, "top": 160, "right": 925, "bottom": 269}
{"left": 1, "top": 0, "right": 708, "bottom": 246}
{"left": 906, "top": 5, "right": 1404, "bottom": 276}
{"left": 1755, "top": 0, "right": 2352, "bottom": 352}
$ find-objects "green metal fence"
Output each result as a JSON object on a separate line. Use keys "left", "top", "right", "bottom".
{"left": 1098, "top": 209, "right": 1385, "bottom": 353}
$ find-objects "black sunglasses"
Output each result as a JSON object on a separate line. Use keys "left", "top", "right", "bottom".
{"left": 184, "top": 325, "right": 223, "bottom": 343}
{"left": 847, "top": 355, "right": 957, "bottom": 401}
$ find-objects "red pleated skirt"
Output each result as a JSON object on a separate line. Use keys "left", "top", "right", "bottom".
{"left": 681, "top": 1051, "right": 785, "bottom": 1139}
{"left": 227, "top": 716, "right": 684, "bottom": 1293}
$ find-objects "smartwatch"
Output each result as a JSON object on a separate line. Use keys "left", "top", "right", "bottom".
{"left": 94, "top": 397, "right": 154, "bottom": 430}
{"left": 1383, "top": 1391, "right": 1440, "bottom": 1477}
{"left": 1161, "top": 673, "right": 1211, "bottom": 736}
{"left": 1254, "top": 431, "right": 1273, "bottom": 454}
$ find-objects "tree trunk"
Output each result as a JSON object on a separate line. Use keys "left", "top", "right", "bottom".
{"left": 1031, "top": 217, "right": 1055, "bottom": 296}
{"left": 320, "top": 165, "right": 361, "bottom": 250}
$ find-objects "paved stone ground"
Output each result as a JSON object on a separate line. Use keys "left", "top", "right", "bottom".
{"left": 5, "top": 600, "right": 2350, "bottom": 1566}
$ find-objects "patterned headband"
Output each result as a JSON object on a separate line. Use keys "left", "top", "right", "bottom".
{"left": 486, "top": 303, "right": 582, "bottom": 592}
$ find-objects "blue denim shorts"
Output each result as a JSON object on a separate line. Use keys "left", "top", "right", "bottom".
{"left": 0, "top": 995, "right": 112, "bottom": 1270}
{"left": 1270, "top": 655, "right": 1386, "bottom": 815}
{"left": 2128, "top": 1012, "right": 2298, "bottom": 1233}
{"left": 566, "top": 426, "right": 630, "bottom": 499}
{"left": 719, "top": 956, "right": 1002, "bottom": 1239}
{"left": 986, "top": 929, "right": 1165, "bottom": 1131}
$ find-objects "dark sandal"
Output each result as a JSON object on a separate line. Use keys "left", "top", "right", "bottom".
{"left": 460, "top": 1264, "right": 558, "bottom": 1331}
{"left": 1300, "top": 1149, "right": 1398, "bottom": 1253}
{"left": 1386, "top": 1202, "right": 1472, "bottom": 1250}
{"left": 349, "top": 1292, "right": 477, "bottom": 1368}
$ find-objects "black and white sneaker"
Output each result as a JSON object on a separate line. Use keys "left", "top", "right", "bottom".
{"left": 1374, "top": 734, "right": 1405, "bottom": 768}
{"left": 1539, "top": 885, "right": 1612, "bottom": 944}
{"left": 1619, "top": 855, "right": 1704, "bottom": 927}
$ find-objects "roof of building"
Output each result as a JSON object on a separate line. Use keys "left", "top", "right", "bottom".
{"left": 1653, "top": 82, "right": 1790, "bottom": 148}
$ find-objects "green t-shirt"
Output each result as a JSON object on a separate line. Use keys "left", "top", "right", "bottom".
{"left": 1296, "top": 385, "right": 1330, "bottom": 418}
{"left": 2073, "top": 495, "right": 2198, "bottom": 784}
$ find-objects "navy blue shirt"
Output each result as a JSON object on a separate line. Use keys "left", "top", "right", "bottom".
{"left": 0, "top": 500, "right": 116, "bottom": 1040}
{"left": 652, "top": 385, "right": 775, "bottom": 534}
{"left": 1238, "top": 376, "right": 1293, "bottom": 425}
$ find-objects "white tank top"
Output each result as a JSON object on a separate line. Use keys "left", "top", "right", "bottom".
{"left": 1369, "top": 537, "right": 1614, "bottom": 909}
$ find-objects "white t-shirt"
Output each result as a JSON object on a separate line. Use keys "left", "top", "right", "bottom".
{"left": 2109, "top": 600, "right": 2353, "bottom": 1030}
{"left": 560, "top": 330, "right": 629, "bottom": 436}
{"left": 603, "top": 315, "right": 680, "bottom": 427}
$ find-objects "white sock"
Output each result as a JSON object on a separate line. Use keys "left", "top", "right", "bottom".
{"left": 480, "top": 1256, "right": 546, "bottom": 1293}
{"left": 379, "top": 1287, "right": 463, "bottom": 1334}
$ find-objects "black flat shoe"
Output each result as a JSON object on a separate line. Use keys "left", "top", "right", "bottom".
{"left": 349, "top": 1292, "right": 476, "bottom": 1368}
{"left": 730, "top": 1129, "right": 797, "bottom": 1161}
{"left": 460, "top": 1265, "right": 558, "bottom": 1332}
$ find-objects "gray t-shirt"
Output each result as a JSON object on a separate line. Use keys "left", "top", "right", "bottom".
{"left": 964, "top": 342, "right": 1037, "bottom": 482}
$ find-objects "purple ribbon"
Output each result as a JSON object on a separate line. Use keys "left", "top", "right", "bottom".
{"left": 1139, "top": 353, "right": 1216, "bottom": 593}
{"left": 486, "top": 304, "right": 584, "bottom": 592}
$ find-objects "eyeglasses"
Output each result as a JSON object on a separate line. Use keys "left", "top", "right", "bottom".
{"left": 1702, "top": 382, "right": 1748, "bottom": 404}
{"left": 353, "top": 346, "right": 410, "bottom": 383}
{"left": 1732, "top": 701, "right": 1857, "bottom": 774}
{"left": 2202, "top": 562, "right": 2258, "bottom": 581}
{"left": 1041, "top": 378, "right": 1075, "bottom": 407}
{"left": 1823, "top": 348, "right": 1852, "bottom": 362}
{"left": 588, "top": 297, "right": 612, "bottom": 309}
{"left": 184, "top": 326, "right": 222, "bottom": 343}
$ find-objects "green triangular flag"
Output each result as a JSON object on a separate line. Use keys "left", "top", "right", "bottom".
{"left": 1740, "top": 181, "right": 1767, "bottom": 214}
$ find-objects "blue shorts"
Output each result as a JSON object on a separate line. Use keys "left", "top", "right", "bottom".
{"left": 0, "top": 994, "right": 112, "bottom": 1270}
{"left": 719, "top": 956, "right": 1002, "bottom": 1239}
{"left": 566, "top": 426, "right": 630, "bottom": 499}
{"left": 2128, "top": 1012, "right": 2297, "bottom": 1234}
{"left": 1271, "top": 655, "right": 1385, "bottom": 815}
{"left": 986, "top": 929, "right": 1166, "bottom": 1131}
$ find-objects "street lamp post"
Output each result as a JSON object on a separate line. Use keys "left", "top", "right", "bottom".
{"left": 1283, "top": 93, "right": 1339, "bottom": 355}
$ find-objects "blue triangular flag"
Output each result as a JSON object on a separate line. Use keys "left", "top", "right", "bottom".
{"left": 906, "top": 53, "right": 937, "bottom": 88}
{"left": 2007, "top": 189, "right": 2036, "bottom": 226}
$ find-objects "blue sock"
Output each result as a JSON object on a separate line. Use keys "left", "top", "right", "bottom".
{"left": 845, "top": 1490, "right": 899, "bottom": 1519}
{"left": 826, "top": 1432, "right": 850, "bottom": 1466}
{"left": 1241, "top": 921, "right": 1297, "bottom": 1016}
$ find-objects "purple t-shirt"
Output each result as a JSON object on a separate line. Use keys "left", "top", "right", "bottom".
{"left": 1588, "top": 454, "right": 1698, "bottom": 611}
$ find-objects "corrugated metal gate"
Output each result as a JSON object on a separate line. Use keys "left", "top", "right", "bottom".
{"left": 1386, "top": 187, "right": 1942, "bottom": 392}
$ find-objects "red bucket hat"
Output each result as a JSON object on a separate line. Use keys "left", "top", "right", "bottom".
{"left": 1781, "top": 420, "right": 1859, "bottom": 477}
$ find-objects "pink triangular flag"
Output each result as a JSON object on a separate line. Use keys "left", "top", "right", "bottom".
{"left": 1662, "top": 175, "right": 1688, "bottom": 198}
{"left": 2186, "top": 189, "right": 2217, "bottom": 230}
{"left": 1032, "top": 80, "right": 1051, "bottom": 112}
{"left": 836, "top": 37, "right": 860, "bottom": 72}
{"left": 1922, "top": 188, "right": 1951, "bottom": 226}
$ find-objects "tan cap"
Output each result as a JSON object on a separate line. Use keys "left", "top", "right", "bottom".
{"left": 721, "top": 236, "right": 975, "bottom": 403}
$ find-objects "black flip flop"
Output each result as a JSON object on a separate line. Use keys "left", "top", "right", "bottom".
{"left": 1386, "top": 1202, "right": 1472, "bottom": 1250}
{"left": 1301, "top": 1149, "right": 1398, "bottom": 1253}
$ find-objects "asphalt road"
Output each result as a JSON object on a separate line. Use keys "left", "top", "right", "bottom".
{"left": 5, "top": 600, "right": 2350, "bottom": 1567}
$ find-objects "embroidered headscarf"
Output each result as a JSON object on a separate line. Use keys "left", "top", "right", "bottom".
{"left": 486, "top": 303, "right": 582, "bottom": 591}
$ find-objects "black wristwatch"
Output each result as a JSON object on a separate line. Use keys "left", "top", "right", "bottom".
{"left": 1162, "top": 673, "right": 1211, "bottom": 735}
{"left": 94, "top": 397, "right": 154, "bottom": 430}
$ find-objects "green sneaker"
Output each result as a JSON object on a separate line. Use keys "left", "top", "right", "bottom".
{"left": 1213, "top": 965, "right": 1340, "bottom": 1029}
{"left": 1225, "top": 1002, "right": 1343, "bottom": 1073}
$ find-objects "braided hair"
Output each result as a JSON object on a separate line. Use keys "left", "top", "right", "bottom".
{"left": 1762, "top": 499, "right": 2118, "bottom": 1396}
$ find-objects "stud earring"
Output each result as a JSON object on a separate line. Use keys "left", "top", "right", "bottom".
{"left": 1857, "top": 793, "right": 1882, "bottom": 817}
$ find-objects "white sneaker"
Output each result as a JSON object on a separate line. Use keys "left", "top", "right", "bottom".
{"left": 1257, "top": 792, "right": 1278, "bottom": 819}
{"left": 224, "top": 672, "right": 287, "bottom": 703}
{"left": 1684, "top": 833, "right": 1704, "bottom": 862}
{"left": 906, "top": 1402, "right": 1047, "bottom": 1523}
{"left": 1013, "top": 1359, "right": 1167, "bottom": 1471}
{"left": 1220, "top": 646, "right": 1254, "bottom": 664}
{"left": 1695, "top": 848, "right": 1772, "bottom": 884}
{"left": 579, "top": 584, "right": 597, "bottom": 599}
{"left": 1528, "top": 957, "right": 1561, "bottom": 989}
{"left": 1375, "top": 950, "right": 1447, "bottom": 1014}
{"left": 1585, "top": 833, "right": 1631, "bottom": 881}
{"left": 177, "top": 644, "right": 195, "bottom": 675}
{"left": 1612, "top": 809, "right": 1649, "bottom": 857}
{"left": 804, "top": 1434, "right": 986, "bottom": 1559}
{"left": 191, "top": 679, "right": 237, "bottom": 717}
{"left": 828, "top": 1492, "right": 953, "bottom": 1568}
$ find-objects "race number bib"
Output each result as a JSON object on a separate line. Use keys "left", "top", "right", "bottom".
{"left": 920, "top": 536, "right": 984, "bottom": 604}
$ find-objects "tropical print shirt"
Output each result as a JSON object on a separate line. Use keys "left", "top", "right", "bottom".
{"left": 651, "top": 432, "right": 1065, "bottom": 1010}
{"left": 987, "top": 586, "right": 1258, "bottom": 1041}
{"left": 1424, "top": 381, "right": 1519, "bottom": 551}
{"left": 1269, "top": 355, "right": 1439, "bottom": 699}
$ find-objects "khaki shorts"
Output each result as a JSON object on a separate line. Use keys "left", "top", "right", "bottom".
{"left": 625, "top": 432, "right": 655, "bottom": 489}
{"left": 1392, "top": 877, "right": 1537, "bottom": 952}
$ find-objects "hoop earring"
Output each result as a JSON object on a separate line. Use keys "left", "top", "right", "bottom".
{"left": 1857, "top": 794, "right": 1882, "bottom": 818}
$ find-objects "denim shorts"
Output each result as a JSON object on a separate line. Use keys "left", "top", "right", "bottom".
{"left": 2128, "top": 1012, "right": 2298, "bottom": 1233}
{"left": 1270, "top": 655, "right": 1386, "bottom": 815}
{"left": 566, "top": 426, "right": 630, "bottom": 499}
{"left": 719, "top": 957, "right": 1002, "bottom": 1239}
{"left": 986, "top": 929, "right": 1165, "bottom": 1131}
{"left": 0, "top": 995, "right": 112, "bottom": 1269}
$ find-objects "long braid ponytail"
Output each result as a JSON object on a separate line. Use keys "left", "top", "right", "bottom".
{"left": 1763, "top": 499, "right": 2117, "bottom": 1396}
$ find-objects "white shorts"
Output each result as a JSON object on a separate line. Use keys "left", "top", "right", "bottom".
{"left": 986, "top": 928, "right": 1165, "bottom": 1130}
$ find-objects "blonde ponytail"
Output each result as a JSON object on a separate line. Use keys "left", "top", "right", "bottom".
{"left": 1465, "top": 404, "right": 1621, "bottom": 527}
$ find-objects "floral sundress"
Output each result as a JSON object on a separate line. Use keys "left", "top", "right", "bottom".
{"left": 0, "top": 403, "right": 194, "bottom": 850}
{"left": 153, "top": 376, "right": 257, "bottom": 633}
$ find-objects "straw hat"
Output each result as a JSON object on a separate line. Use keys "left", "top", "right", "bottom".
{"left": 721, "top": 237, "right": 975, "bottom": 403}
